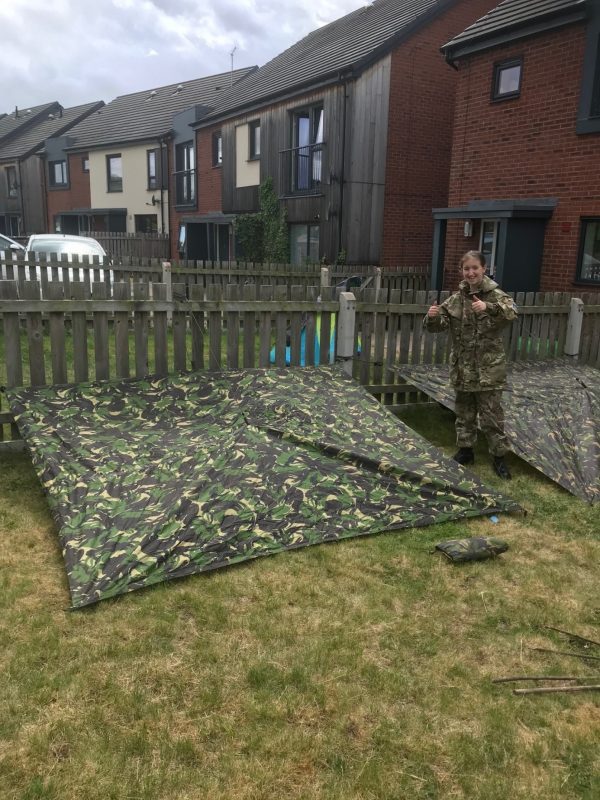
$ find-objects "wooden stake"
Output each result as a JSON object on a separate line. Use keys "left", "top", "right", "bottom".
{"left": 543, "top": 626, "right": 600, "bottom": 648}
{"left": 528, "top": 647, "right": 600, "bottom": 661}
{"left": 493, "top": 675, "right": 599, "bottom": 684}
{"left": 514, "top": 685, "right": 600, "bottom": 696}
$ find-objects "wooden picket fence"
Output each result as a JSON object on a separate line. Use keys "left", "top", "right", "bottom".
{"left": 1, "top": 278, "right": 599, "bottom": 445}
{"left": 0, "top": 255, "right": 429, "bottom": 298}
{"left": 81, "top": 231, "right": 170, "bottom": 260}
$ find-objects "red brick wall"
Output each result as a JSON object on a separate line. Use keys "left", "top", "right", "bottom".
{"left": 381, "top": 0, "right": 499, "bottom": 269}
{"left": 46, "top": 153, "right": 91, "bottom": 231}
{"left": 444, "top": 23, "right": 600, "bottom": 291}
{"left": 170, "top": 125, "right": 222, "bottom": 259}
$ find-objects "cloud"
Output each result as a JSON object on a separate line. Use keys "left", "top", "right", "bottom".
{"left": 0, "top": 0, "right": 367, "bottom": 111}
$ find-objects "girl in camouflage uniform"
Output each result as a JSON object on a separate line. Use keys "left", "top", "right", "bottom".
{"left": 424, "top": 251, "right": 517, "bottom": 479}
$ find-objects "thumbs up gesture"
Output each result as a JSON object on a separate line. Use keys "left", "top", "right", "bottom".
{"left": 427, "top": 300, "right": 440, "bottom": 318}
{"left": 471, "top": 294, "right": 486, "bottom": 314}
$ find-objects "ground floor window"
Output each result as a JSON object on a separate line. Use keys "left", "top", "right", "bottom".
{"left": 577, "top": 218, "right": 600, "bottom": 282}
{"left": 184, "top": 222, "right": 231, "bottom": 261}
{"left": 0, "top": 214, "right": 21, "bottom": 237}
{"left": 290, "top": 223, "right": 319, "bottom": 265}
{"left": 479, "top": 219, "right": 498, "bottom": 277}
{"left": 134, "top": 214, "right": 158, "bottom": 234}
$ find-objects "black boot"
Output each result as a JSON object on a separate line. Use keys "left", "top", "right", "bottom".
{"left": 492, "top": 456, "right": 512, "bottom": 480}
{"left": 453, "top": 447, "right": 474, "bottom": 465}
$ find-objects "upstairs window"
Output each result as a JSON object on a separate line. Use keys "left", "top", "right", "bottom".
{"left": 147, "top": 148, "right": 159, "bottom": 190}
{"left": 492, "top": 58, "right": 522, "bottom": 101}
{"left": 213, "top": 132, "right": 223, "bottom": 166}
{"left": 5, "top": 166, "right": 18, "bottom": 198}
{"left": 106, "top": 154, "right": 123, "bottom": 192}
{"left": 82, "top": 156, "right": 89, "bottom": 173}
{"left": 577, "top": 218, "right": 600, "bottom": 283}
{"left": 292, "top": 105, "right": 324, "bottom": 193}
{"left": 49, "top": 160, "right": 68, "bottom": 187}
{"left": 175, "top": 141, "right": 195, "bottom": 205}
{"left": 249, "top": 120, "right": 260, "bottom": 160}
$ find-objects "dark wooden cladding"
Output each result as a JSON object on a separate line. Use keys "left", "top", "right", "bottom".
{"left": 220, "top": 57, "right": 391, "bottom": 264}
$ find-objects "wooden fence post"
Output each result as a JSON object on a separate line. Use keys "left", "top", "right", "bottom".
{"left": 564, "top": 297, "right": 584, "bottom": 356}
{"left": 374, "top": 267, "right": 382, "bottom": 302}
{"left": 337, "top": 291, "right": 356, "bottom": 375}
{"left": 320, "top": 267, "right": 329, "bottom": 294}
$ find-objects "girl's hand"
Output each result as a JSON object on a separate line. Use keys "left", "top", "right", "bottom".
{"left": 471, "top": 295, "right": 486, "bottom": 314}
{"left": 427, "top": 302, "right": 440, "bottom": 318}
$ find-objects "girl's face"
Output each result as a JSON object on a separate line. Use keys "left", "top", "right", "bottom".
{"left": 461, "top": 256, "right": 485, "bottom": 287}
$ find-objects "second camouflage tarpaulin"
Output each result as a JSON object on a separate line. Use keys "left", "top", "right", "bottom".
{"left": 7, "top": 366, "right": 522, "bottom": 608}
{"left": 397, "top": 358, "right": 600, "bottom": 504}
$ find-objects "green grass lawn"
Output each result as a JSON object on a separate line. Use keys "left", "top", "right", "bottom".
{"left": 1, "top": 403, "right": 599, "bottom": 800}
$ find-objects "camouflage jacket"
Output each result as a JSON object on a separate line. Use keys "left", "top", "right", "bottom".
{"left": 423, "top": 276, "right": 517, "bottom": 391}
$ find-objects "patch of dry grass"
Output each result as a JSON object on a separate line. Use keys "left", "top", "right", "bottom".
{"left": 1, "top": 403, "right": 599, "bottom": 800}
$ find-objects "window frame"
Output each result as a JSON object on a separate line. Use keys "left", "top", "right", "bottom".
{"left": 248, "top": 120, "right": 261, "bottom": 161}
{"left": 212, "top": 131, "right": 223, "bottom": 167}
{"left": 147, "top": 148, "right": 160, "bottom": 190}
{"left": 288, "top": 104, "right": 324, "bottom": 195}
{"left": 479, "top": 219, "right": 499, "bottom": 278}
{"left": 576, "top": 217, "right": 600, "bottom": 284}
{"left": 174, "top": 141, "right": 196, "bottom": 206}
{"left": 49, "top": 159, "right": 68, "bottom": 188}
{"left": 491, "top": 57, "right": 523, "bottom": 102}
{"left": 106, "top": 154, "right": 123, "bottom": 193}
{"left": 5, "top": 166, "right": 18, "bottom": 198}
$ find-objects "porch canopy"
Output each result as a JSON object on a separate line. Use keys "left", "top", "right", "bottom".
{"left": 431, "top": 199, "right": 557, "bottom": 292}
{"left": 397, "top": 358, "right": 600, "bottom": 504}
{"left": 7, "top": 366, "right": 521, "bottom": 608}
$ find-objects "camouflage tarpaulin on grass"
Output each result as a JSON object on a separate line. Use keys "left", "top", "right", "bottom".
{"left": 7, "top": 367, "right": 522, "bottom": 608}
{"left": 396, "top": 358, "right": 600, "bottom": 504}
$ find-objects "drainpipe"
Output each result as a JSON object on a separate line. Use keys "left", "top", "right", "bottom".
{"left": 17, "top": 160, "right": 26, "bottom": 235}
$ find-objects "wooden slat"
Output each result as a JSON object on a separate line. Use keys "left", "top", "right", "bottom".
{"left": 133, "top": 282, "right": 150, "bottom": 378}
{"left": 0, "top": 280, "right": 23, "bottom": 388}
{"left": 22, "top": 281, "right": 46, "bottom": 387}
{"left": 289, "top": 286, "right": 304, "bottom": 368}
{"left": 153, "top": 283, "right": 168, "bottom": 377}
{"left": 226, "top": 283, "right": 240, "bottom": 369}
{"left": 190, "top": 285, "right": 205, "bottom": 371}
{"left": 274, "top": 285, "right": 288, "bottom": 368}
{"left": 172, "top": 282, "right": 187, "bottom": 372}
{"left": 113, "top": 282, "right": 130, "bottom": 379}
{"left": 243, "top": 283, "right": 257, "bottom": 368}
{"left": 46, "top": 282, "right": 67, "bottom": 385}
{"left": 207, "top": 284, "right": 222, "bottom": 371}
{"left": 92, "top": 282, "right": 110, "bottom": 381}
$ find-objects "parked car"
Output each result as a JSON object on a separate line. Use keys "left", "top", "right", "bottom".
{"left": 0, "top": 233, "right": 26, "bottom": 279}
{"left": 24, "top": 234, "right": 109, "bottom": 283}
{"left": 0, "top": 232, "right": 26, "bottom": 255}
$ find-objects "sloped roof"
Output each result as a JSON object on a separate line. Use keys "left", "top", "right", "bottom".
{"left": 442, "top": 0, "right": 588, "bottom": 59}
{"left": 0, "top": 102, "right": 60, "bottom": 144}
{"left": 200, "top": 0, "right": 458, "bottom": 124}
{"left": 63, "top": 68, "right": 256, "bottom": 152}
{"left": 0, "top": 101, "right": 104, "bottom": 161}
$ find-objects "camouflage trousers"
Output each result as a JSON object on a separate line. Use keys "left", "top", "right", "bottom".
{"left": 454, "top": 389, "right": 509, "bottom": 457}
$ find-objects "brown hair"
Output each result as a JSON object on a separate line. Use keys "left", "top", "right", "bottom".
{"left": 460, "top": 250, "right": 486, "bottom": 268}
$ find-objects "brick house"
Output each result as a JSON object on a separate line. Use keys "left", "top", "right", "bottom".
{"left": 173, "top": 0, "right": 500, "bottom": 265}
{"left": 45, "top": 69, "right": 254, "bottom": 236}
{"left": 0, "top": 101, "right": 102, "bottom": 236}
{"left": 432, "top": 0, "right": 600, "bottom": 292}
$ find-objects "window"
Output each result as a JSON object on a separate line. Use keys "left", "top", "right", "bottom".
{"left": 134, "top": 214, "right": 158, "bottom": 234}
{"left": 147, "top": 148, "right": 159, "bottom": 190}
{"left": 82, "top": 157, "right": 89, "bottom": 173}
{"left": 479, "top": 220, "right": 499, "bottom": 277}
{"left": 577, "top": 218, "right": 600, "bottom": 282}
{"left": 175, "top": 142, "right": 195, "bottom": 205}
{"left": 289, "top": 105, "right": 324, "bottom": 194}
{"left": 577, "top": 10, "right": 600, "bottom": 133}
{"left": 213, "top": 132, "right": 223, "bottom": 166}
{"left": 492, "top": 58, "right": 522, "bottom": 100}
{"left": 106, "top": 154, "right": 123, "bottom": 192}
{"left": 5, "top": 166, "right": 18, "bottom": 198}
{"left": 290, "top": 223, "right": 320, "bottom": 265}
{"left": 249, "top": 120, "right": 260, "bottom": 160}
{"left": 49, "top": 160, "right": 68, "bottom": 187}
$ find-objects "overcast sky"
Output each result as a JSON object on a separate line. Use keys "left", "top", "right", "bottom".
{"left": 1, "top": 0, "right": 369, "bottom": 112}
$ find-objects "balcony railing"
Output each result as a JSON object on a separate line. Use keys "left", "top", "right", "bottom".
{"left": 280, "top": 142, "right": 325, "bottom": 197}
